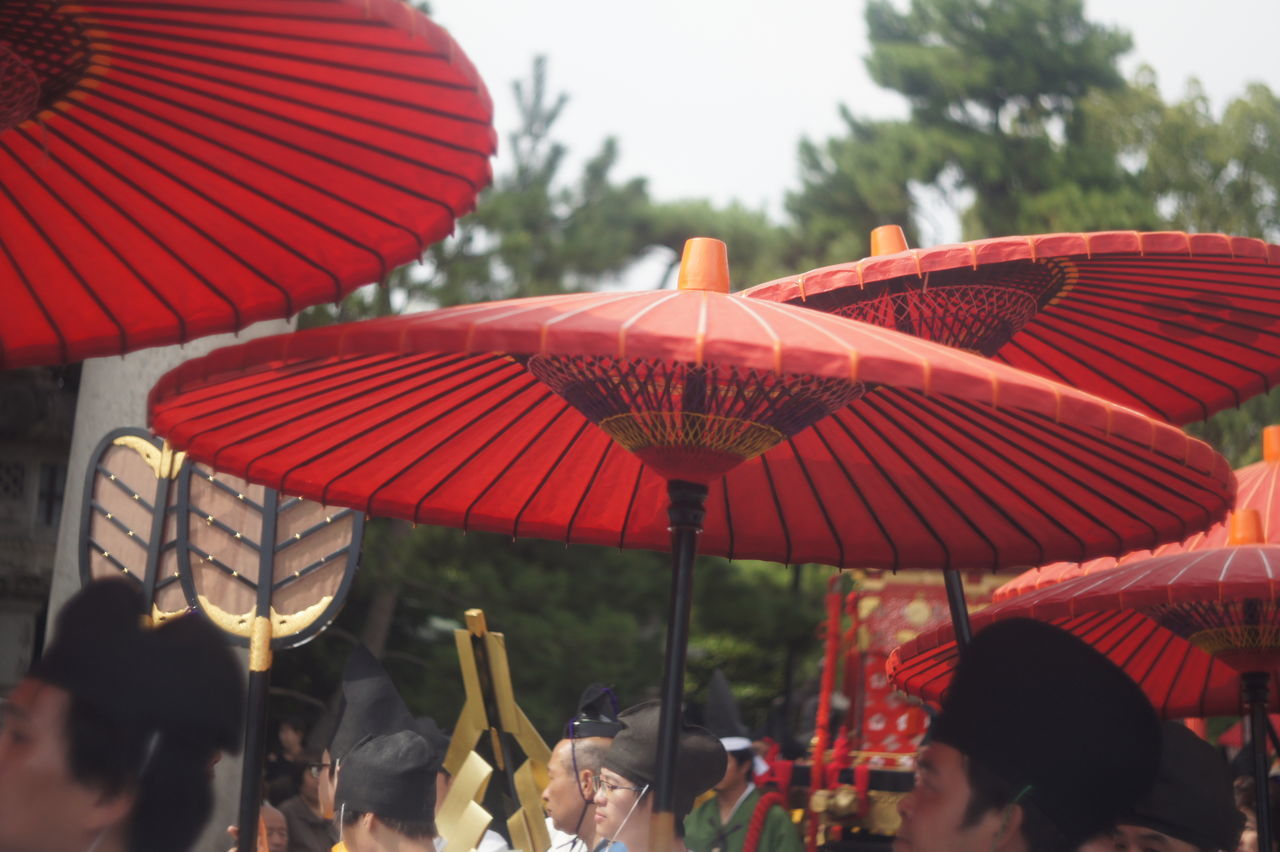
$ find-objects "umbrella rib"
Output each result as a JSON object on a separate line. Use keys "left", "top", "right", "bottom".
{"left": 95, "top": 28, "right": 471, "bottom": 90}
{"left": 71, "top": 95, "right": 395, "bottom": 286}
{"left": 755, "top": 454, "right": 793, "bottom": 565}
{"left": 111, "top": 54, "right": 493, "bottom": 158}
{"left": 806, "top": 419, "right": 898, "bottom": 566}
{"left": 826, "top": 400, "right": 949, "bottom": 567}
{"left": 0, "top": 188, "right": 75, "bottom": 363}
{"left": 84, "top": 10, "right": 451, "bottom": 56}
{"left": 100, "top": 68, "right": 485, "bottom": 201}
{"left": 719, "top": 479, "right": 735, "bottom": 560}
{"left": 616, "top": 463, "right": 647, "bottom": 551}
{"left": 779, "top": 434, "right": 844, "bottom": 567}
{"left": 39, "top": 112, "right": 333, "bottom": 305}
{"left": 3, "top": 136, "right": 200, "bottom": 338}
{"left": 563, "top": 430, "right": 620, "bottom": 545}
{"left": 96, "top": 37, "right": 490, "bottom": 124}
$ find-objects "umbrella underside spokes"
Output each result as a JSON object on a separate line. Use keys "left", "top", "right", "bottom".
{"left": 523, "top": 354, "right": 864, "bottom": 482}
{"left": 1148, "top": 599, "right": 1280, "bottom": 670}
{"left": 819, "top": 259, "right": 1071, "bottom": 355}
{"left": 0, "top": 2, "right": 90, "bottom": 131}
{"left": 151, "top": 349, "right": 1229, "bottom": 571}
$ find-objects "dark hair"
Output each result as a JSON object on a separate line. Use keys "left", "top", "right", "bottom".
{"left": 728, "top": 747, "right": 754, "bottom": 769}
{"left": 961, "top": 755, "right": 1071, "bottom": 852}
{"left": 340, "top": 808, "right": 436, "bottom": 840}
{"left": 65, "top": 695, "right": 215, "bottom": 852}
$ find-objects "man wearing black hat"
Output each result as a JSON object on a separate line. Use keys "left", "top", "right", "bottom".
{"left": 594, "top": 701, "right": 726, "bottom": 852}
{"left": 1108, "top": 721, "right": 1243, "bottom": 852}
{"left": 0, "top": 579, "right": 243, "bottom": 852}
{"left": 544, "top": 685, "right": 624, "bottom": 852}
{"left": 894, "top": 619, "right": 1161, "bottom": 852}
{"left": 336, "top": 731, "right": 438, "bottom": 852}
{"left": 685, "top": 672, "right": 802, "bottom": 852}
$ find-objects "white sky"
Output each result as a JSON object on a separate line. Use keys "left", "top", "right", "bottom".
{"left": 430, "top": 0, "right": 1280, "bottom": 241}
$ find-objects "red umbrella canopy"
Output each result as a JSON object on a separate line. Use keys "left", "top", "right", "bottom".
{"left": 743, "top": 229, "right": 1280, "bottom": 425}
{"left": 0, "top": 0, "right": 495, "bottom": 368}
{"left": 888, "top": 544, "right": 1280, "bottom": 718}
{"left": 996, "top": 426, "right": 1280, "bottom": 601}
{"left": 147, "top": 240, "right": 1233, "bottom": 573}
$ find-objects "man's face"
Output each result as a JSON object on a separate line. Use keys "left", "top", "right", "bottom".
{"left": 1113, "top": 824, "right": 1201, "bottom": 852}
{"left": 894, "top": 743, "right": 1007, "bottom": 852}
{"left": 713, "top": 753, "right": 751, "bottom": 794}
{"left": 592, "top": 767, "right": 649, "bottom": 842}
{"left": 544, "top": 740, "right": 590, "bottom": 834}
{"left": 0, "top": 679, "right": 125, "bottom": 852}
{"left": 262, "top": 805, "right": 289, "bottom": 852}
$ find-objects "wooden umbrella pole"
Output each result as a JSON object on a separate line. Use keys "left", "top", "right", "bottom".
{"left": 652, "top": 480, "right": 708, "bottom": 852}
{"left": 943, "top": 569, "right": 973, "bottom": 649}
{"left": 1246, "top": 672, "right": 1273, "bottom": 852}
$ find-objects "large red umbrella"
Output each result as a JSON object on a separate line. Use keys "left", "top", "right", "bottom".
{"left": 888, "top": 532, "right": 1280, "bottom": 852}
{"left": 744, "top": 228, "right": 1280, "bottom": 426}
{"left": 996, "top": 425, "right": 1280, "bottom": 601}
{"left": 1, "top": 0, "right": 494, "bottom": 368}
{"left": 148, "top": 239, "right": 1232, "bottom": 848}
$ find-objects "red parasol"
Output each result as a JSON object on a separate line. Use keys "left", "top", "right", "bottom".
{"left": 996, "top": 425, "right": 1280, "bottom": 601}
{"left": 0, "top": 0, "right": 494, "bottom": 368}
{"left": 888, "top": 523, "right": 1280, "bottom": 852}
{"left": 148, "top": 239, "right": 1233, "bottom": 846}
{"left": 743, "top": 228, "right": 1280, "bottom": 425}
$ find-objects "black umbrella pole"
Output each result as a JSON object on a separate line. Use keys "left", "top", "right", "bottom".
{"left": 236, "top": 623, "right": 274, "bottom": 852}
{"left": 943, "top": 568, "right": 973, "bottom": 649}
{"left": 1246, "top": 673, "right": 1273, "bottom": 852}
{"left": 653, "top": 480, "right": 708, "bottom": 848}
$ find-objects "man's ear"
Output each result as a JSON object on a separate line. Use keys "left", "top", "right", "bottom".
{"left": 579, "top": 768, "right": 596, "bottom": 800}
{"left": 991, "top": 803, "right": 1026, "bottom": 852}
{"left": 84, "top": 787, "right": 135, "bottom": 834}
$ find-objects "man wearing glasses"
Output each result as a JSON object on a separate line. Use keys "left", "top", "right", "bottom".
{"left": 543, "top": 686, "right": 624, "bottom": 852}
{"left": 280, "top": 750, "right": 334, "bottom": 852}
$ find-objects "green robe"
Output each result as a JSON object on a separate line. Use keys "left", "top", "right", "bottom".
{"left": 684, "top": 787, "right": 804, "bottom": 852}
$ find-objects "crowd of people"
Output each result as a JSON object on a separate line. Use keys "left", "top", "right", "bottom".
{"left": 0, "top": 579, "right": 1259, "bottom": 852}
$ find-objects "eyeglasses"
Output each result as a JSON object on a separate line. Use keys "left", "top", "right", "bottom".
{"left": 592, "top": 776, "right": 646, "bottom": 796}
{"left": 305, "top": 762, "right": 333, "bottom": 779}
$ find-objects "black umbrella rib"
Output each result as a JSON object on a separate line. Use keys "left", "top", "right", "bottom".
{"left": 84, "top": 11, "right": 450, "bottom": 57}
{"left": 754, "top": 454, "right": 793, "bottom": 566}
{"left": 973, "top": 406, "right": 1207, "bottom": 545}
{"left": 91, "top": 75, "right": 454, "bottom": 250}
{"left": 164, "top": 352, "right": 408, "bottom": 420}
{"left": 0, "top": 205, "right": 72, "bottom": 364}
{"left": 1051, "top": 288, "right": 1280, "bottom": 366}
{"left": 4, "top": 136, "right": 195, "bottom": 336}
{"left": 562, "top": 428, "right": 618, "bottom": 545}
{"left": 467, "top": 393, "right": 579, "bottom": 535}
{"left": 47, "top": 106, "right": 331, "bottom": 305}
{"left": 406, "top": 374, "right": 556, "bottom": 521}
{"left": 718, "top": 478, "right": 735, "bottom": 560}
{"left": 73, "top": 95, "right": 394, "bottom": 286}
{"left": 113, "top": 52, "right": 492, "bottom": 157}
{"left": 96, "top": 28, "right": 460, "bottom": 86}
{"left": 616, "top": 463, "right": 648, "bottom": 551}
{"left": 1039, "top": 305, "right": 1259, "bottom": 398}
{"left": 826, "top": 402, "right": 945, "bottom": 568}
{"left": 99, "top": 38, "right": 489, "bottom": 118}
{"left": 884, "top": 391, "right": 1075, "bottom": 566}
{"left": 858, "top": 392, "right": 1002, "bottom": 569}
{"left": 101, "top": 67, "right": 485, "bottom": 198}
{"left": 250, "top": 356, "right": 517, "bottom": 486}
{"left": 1009, "top": 322, "right": 1199, "bottom": 421}
{"left": 806, "top": 418, "right": 898, "bottom": 567}
{"left": 778, "top": 435, "right": 845, "bottom": 568}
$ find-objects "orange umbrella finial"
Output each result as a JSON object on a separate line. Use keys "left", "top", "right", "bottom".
{"left": 1229, "top": 509, "right": 1264, "bottom": 545}
{"left": 870, "top": 225, "right": 909, "bottom": 256}
{"left": 1264, "top": 425, "right": 1280, "bottom": 464}
{"left": 677, "top": 238, "right": 730, "bottom": 293}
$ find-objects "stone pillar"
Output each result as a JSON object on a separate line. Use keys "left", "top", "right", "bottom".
{"left": 48, "top": 317, "right": 292, "bottom": 852}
